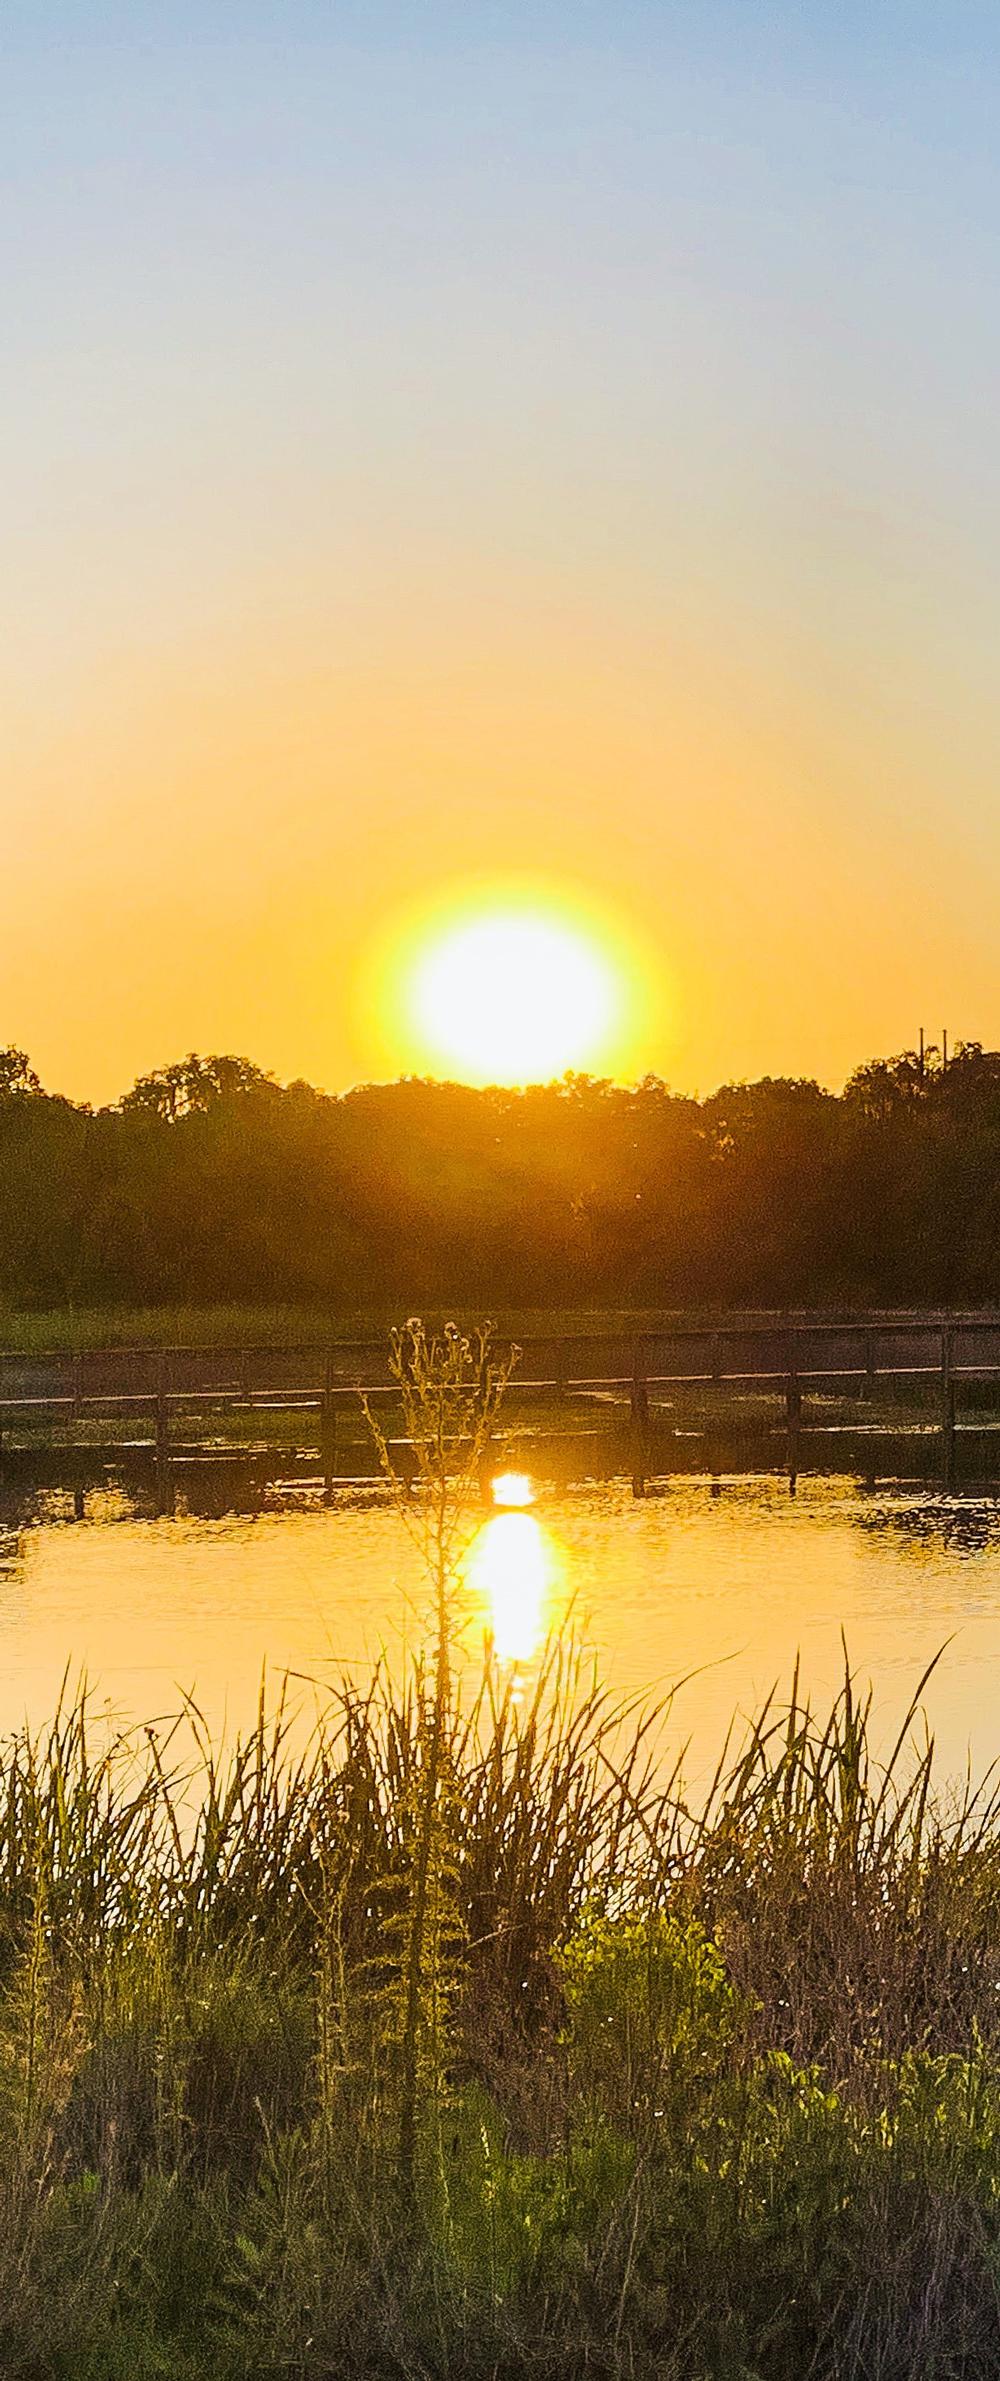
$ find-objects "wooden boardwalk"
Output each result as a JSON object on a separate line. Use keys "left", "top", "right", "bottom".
{"left": 2, "top": 1314, "right": 1000, "bottom": 1507}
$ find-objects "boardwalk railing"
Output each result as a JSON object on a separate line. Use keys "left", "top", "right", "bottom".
{"left": 2, "top": 1315, "right": 1000, "bottom": 1500}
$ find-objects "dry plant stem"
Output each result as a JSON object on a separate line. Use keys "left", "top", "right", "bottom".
{"left": 364, "top": 1320, "right": 519, "bottom": 2198}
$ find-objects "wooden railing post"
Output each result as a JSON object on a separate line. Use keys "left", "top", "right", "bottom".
{"left": 786, "top": 1329, "right": 802, "bottom": 1488}
{"left": 864, "top": 1328, "right": 876, "bottom": 1404}
{"left": 941, "top": 1324, "right": 956, "bottom": 1485}
{"left": 155, "top": 1352, "right": 173, "bottom": 1516}
{"left": 631, "top": 1336, "right": 650, "bottom": 1497}
{"left": 321, "top": 1353, "right": 338, "bottom": 1502}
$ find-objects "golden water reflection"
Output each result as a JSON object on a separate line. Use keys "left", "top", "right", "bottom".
{"left": 490, "top": 1470, "right": 535, "bottom": 1510}
{"left": 465, "top": 1508, "right": 561, "bottom": 1666}
{"left": 14, "top": 1478, "right": 1000, "bottom": 1795}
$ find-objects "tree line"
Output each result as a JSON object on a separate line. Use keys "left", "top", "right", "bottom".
{"left": 1, "top": 1038, "right": 999, "bottom": 1312}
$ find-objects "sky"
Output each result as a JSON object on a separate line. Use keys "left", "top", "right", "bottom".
{"left": 4, "top": 1, "right": 1000, "bottom": 1104}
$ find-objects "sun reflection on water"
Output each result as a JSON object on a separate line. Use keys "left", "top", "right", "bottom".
{"left": 465, "top": 1507, "right": 560, "bottom": 1667}
{"left": 490, "top": 1470, "right": 535, "bottom": 1510}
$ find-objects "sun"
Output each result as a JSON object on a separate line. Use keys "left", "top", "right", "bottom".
{"left": 363, "top": 880, "right": 662, "bottom": 1086}
{"left": 404, "top": 903, "right": 626, "bottom": 1083}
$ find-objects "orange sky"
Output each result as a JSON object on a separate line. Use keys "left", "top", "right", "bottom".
{"left": 5, "top": 7, "right": 1000, "bottom": 1103}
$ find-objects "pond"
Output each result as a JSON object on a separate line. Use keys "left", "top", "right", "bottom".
{"left": 3, "top": 1474, "right": 1000, "bottom": 1788}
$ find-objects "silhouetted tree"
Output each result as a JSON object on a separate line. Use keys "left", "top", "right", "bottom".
{"left": 120, "top": 1053, "right": 276, "bottom": 1122}
{"left": 1, "top": 1041, "right": 999, "bottom": 1314}
{"left": 0, "top": 1047, "right": 41, "bottom": 1099}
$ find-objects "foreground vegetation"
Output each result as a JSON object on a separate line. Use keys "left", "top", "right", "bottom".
{"left": 4, "top": 1324, "right": 1000, "bottom": 2376}
{"left": 3, "top": 1648, "right": 1000, "bottom": 2376}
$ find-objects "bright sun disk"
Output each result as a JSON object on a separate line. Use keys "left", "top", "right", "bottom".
{"left": 407, "top": 907, "right": 624, "bottom": 1084}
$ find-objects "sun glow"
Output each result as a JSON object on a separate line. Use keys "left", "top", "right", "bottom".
{"left": 389, "top": 895, "right": 635, "bottom": 1085}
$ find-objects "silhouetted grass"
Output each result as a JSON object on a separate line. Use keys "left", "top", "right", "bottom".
{"left": 0, "top": 1653, "right": 995, "bottom": 2375}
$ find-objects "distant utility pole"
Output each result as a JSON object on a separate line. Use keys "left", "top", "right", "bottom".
{"left": 942, "top": 1028, "right": 949, "bottom": 1071}
{"left": 919, "top": 1027, "right": 925, "bottom": 1080}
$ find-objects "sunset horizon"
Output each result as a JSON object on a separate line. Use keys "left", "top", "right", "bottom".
{"left": 5, "top": 1018, "right": 983, "bottom": 1109}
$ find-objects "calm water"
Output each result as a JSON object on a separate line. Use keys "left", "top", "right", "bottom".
{"left": 5, "top": 1477, "right": 1000, "bottom": 1787}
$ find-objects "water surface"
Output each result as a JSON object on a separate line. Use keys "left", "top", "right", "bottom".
{"left": 4, "top": 1477, "right": 1000, "bottom": 1786}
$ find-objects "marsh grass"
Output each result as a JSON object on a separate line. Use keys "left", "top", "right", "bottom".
{"left": 4, "top": 1330, "right": 1000, "bottom": 2372}
{"left": 0, "top": 1651, "right": 998, "bottom": 2375}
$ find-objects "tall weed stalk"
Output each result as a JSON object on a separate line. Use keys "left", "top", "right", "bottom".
{"left": 365, "top": 1320, "right": 518, "bottom": 2194}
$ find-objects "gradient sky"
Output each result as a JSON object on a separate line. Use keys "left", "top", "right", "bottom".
{"left": 4, "top": 2, "right": 1000, "bottom": 1103}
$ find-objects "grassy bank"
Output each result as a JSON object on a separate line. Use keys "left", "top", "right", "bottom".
{"left": 0, "top": 1305, "right": 692, "bottom": 1354}
{"left": 0, "top": 1653, "right": 996, "bottom": 2378}
{"left": 4, "top": 1303, "right": 965, "bottom": 1355}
